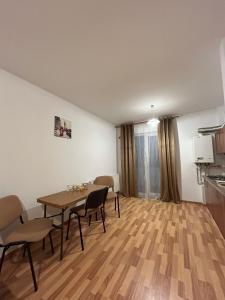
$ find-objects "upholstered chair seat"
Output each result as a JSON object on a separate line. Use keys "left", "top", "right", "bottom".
{"left": 5, "top": 218, "right": 53, "bottom": 244}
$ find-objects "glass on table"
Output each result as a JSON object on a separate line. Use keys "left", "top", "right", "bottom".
{"left": 82, "top": 183, "right": 89, "bottom": 190}
{"left": 67, "top": 185, "right": 73, "bottom": 191}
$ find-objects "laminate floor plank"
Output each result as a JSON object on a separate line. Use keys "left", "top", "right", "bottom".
{"left": 0, "top": 198, "right": 225, "bottom": 300}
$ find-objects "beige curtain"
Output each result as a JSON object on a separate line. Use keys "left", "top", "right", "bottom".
{"left": 120, "top": 124, "right": 137, "bottom": 197}
{"left": 158, "top": 118, "right": 181, "bottom": 203}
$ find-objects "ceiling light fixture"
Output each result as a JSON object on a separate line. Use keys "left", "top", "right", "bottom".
{"left": 147, "top": 105, "right": 160, "bottom": 126}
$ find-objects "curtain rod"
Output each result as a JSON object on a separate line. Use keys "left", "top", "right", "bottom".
{"left": 115, "top": 115, "right": 180, "bottom": 128}
{"left": 115, "top": 120, "right": 147, "bottom": 128}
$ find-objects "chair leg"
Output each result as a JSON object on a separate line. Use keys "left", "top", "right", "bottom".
{"left": 0, "top": 247, "right": 7, "bottom": 272}
{"left": 117, "top": 194, "right": 120, "bottom": 218}
{"left": 95, "top": 212, "right": 98, "bottom": 221}
{"left": 77, "top": 216, "right": 84, "bottom": 251}
{"left": 66, "top": 212, "right": 72, "bottom": 240}
{"left": 26, "top": 243, "right": 38, "bottom": 292}
{"left": 42, "top": 238, "right": 45, "bottom": 250}
{"left": 49, "top": 232, "right": 54, "bottom": 254}
{"left": 103, "top": 205, "right": 106, "bottom": 221}
{"left": 22, "top": 244, "right": 27, "bottom": 257}
{"left": 100, "top": 208, "right": 106, "bottom": 233}
{"left": 88, "top": 214, "right": 92, "bottom": 226}
{"left": 115, "top": 197, "right": 117, "bottom": 210}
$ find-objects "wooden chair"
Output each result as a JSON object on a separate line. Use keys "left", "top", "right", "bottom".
{"left": 94, "top": 176, "right": 120, "bottom": 218}
{"left": 0, "top": 195, "right": 54, "bottom": 291}
{"left": 66, "top": 187, "right": 108, "bottom": 250}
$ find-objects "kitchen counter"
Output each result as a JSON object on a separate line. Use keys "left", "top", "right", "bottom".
{"left": 204, "top": 176, "right": 225, "bottom": 197}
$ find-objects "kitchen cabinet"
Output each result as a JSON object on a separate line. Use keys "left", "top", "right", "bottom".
{"left": 215, "top": 127, "right": 225, "bottom": 153}
{"left": 205, "top": 178, "right": 225, "bottom": 238}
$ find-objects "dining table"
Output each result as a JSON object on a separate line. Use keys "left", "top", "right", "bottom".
{"left": 37, "top": 184, "right": 106, "bottom": 260}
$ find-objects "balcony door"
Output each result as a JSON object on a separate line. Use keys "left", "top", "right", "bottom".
{"left": 134, "top": 123, "right": 160, "bottom": 199}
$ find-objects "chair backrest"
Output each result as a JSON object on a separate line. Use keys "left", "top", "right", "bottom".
{"left": 94, "top": 176, "right": 114, "bottom": 191}
{"left": 0, "top": 195, "right": 23, "bottom": 230}
{"left": 85, "top": 187, "right": 108, "bottom": 211}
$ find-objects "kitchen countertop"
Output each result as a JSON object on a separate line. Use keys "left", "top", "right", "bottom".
{"left": 205, "top": 176, "right": 225, "bottom": 197}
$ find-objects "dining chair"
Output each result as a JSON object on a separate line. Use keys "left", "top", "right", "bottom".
{"left": 66, "top": 187, "right": 108, "bottom": 251}
{"left": 0, "top": 195, "right": 54, "bottom": 291}
{"left": 94, "top": 176, "right": 120, "bottom": 218}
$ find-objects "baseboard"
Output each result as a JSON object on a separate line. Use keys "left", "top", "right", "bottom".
{"left": 181, "top": 199, "right": 205, "bottom": 205}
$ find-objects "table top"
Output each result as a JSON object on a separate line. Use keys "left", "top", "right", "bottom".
{"left": 37, "top": 184, "right": 106, "bottom": 209}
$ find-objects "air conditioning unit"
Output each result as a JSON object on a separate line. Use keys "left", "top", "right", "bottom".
{"left": 193, "top": 135, "right": 214, "bottom": 163}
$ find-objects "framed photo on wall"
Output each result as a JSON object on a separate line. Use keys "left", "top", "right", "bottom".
{"left": 54, "top": 116, "right": 72, "bottom": 139}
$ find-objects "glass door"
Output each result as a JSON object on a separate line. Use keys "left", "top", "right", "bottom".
{"left": 135, "top": 123, "right": 160, "bottom": 199}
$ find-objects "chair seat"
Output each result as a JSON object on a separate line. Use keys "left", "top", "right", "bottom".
{"left": 70, "top": 203, "right": 85, "bottom": 214}
{"left": 6, "top": 218, "right": 53, "bottom": 243}
{"left": 107, "top": 191, "right": 117, "bottom": 200}
{"left": 70, "top": 204, "right": 101, "bottom": 217}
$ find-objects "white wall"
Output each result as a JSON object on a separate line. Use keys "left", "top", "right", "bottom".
{"left": 220, "top": 38, "right": 225, "bottom": 105}
{"left": 0, "top": 69, "right": 117, "bottom": 213}
{"left": 177, "top": 106, "right": 224, "bottom": 203}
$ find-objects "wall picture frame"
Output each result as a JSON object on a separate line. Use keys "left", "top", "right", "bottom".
{"left": 54, "top": 116, "right": 72, "bottom": 139}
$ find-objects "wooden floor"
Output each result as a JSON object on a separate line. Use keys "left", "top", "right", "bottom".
{"left": 1, "top": 198, "right": 225, "bottom": 300}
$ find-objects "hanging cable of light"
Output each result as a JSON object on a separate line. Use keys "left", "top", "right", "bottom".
{"left": 147, "top": 105, "right": 160, "bottom": 126}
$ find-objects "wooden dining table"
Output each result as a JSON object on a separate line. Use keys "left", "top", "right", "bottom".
{"left": 37, "top": 184, "right": 106, "bottom": 260}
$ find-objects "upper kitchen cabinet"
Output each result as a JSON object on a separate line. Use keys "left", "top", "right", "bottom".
{"left": 215, "top": 127, "right": 225, "bottom": 153}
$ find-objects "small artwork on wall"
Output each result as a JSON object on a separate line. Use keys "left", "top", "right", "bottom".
{"left": 54, "top": 116, "right": 72, "bottom": 139}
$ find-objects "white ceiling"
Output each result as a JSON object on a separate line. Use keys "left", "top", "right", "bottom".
{"left": 1, "top": 0, "right": 225, "bottom": 125}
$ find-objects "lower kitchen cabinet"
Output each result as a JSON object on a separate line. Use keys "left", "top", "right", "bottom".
{"left": 205, "top": 179, "right": 225, "bottom": 238}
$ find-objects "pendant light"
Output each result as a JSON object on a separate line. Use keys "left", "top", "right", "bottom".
{"left": 147, "top": 105, "right": 160, "bottom": 126}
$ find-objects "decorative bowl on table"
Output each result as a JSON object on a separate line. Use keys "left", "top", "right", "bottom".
{"left": 79, "top": 185, "right": 85, "bottom": 191}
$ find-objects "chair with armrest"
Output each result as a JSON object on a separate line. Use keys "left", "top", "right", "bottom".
{"left": 0, "top": 195, "right": 54, "bottom": 291}
{"left": 94, "top": 176, "right": 120, "bottom": 218}
{"left": 66, "top": 187, "right": 108, "bottom": 251}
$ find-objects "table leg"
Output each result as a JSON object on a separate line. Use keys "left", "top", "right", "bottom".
{"left": 117, "top": 194, "right": 120, "bottom": 218}
{"left": 60, "top": 209, "right": 65, "bottom": 260}
{"left": 42, "top": 205, "right": 47, "bottom": 250}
